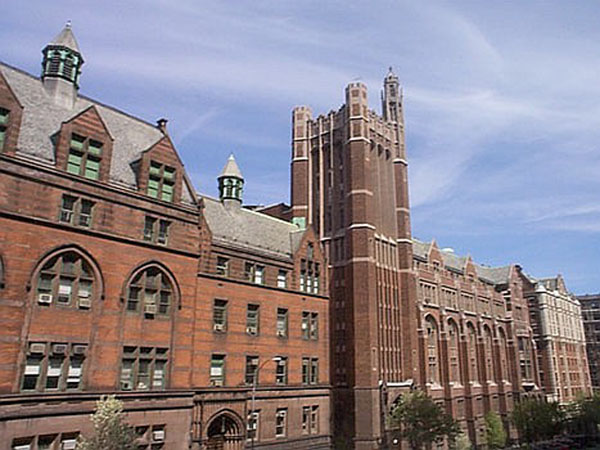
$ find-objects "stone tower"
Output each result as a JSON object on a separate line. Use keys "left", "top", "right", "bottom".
{"left": 291, "top": 70, "right": 419, "bottom": 449}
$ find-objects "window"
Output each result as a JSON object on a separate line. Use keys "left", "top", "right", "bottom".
{"left": 247, "top": 411, "right": 259, "bottom": 441}
{"left": 245, "top": 355, "right": 258, "bottom": 385}
{"left": 275, "top": 357, "right": 287, "bottom": 384}
{"left": 276, "top": 308, "right": 288, "bottom": 338}
{"left": 302, "top": 357, "right": 319, "bottom": 384}
{"left": 126, "top": 267, "right": 172, "bottom": 316}
{"left": 120, "top": 346, "right": 168, "bottom": 391}
{"left": 213, "top": 299, "right": 227, "bottom": 332}
{"left": 0, "top": 107, "right": 8, "bottom": 151}
{"left": 67, "top": 133, "right": 103, "bottom": 180}
{"left": 59, "top": 195, "right": 94, "bottom": 228}
{"left": 310, "top": 406, "right": 319, "bottom": 434}
{"left": 21, "top": 342, "right": 87, "bottom": 392}
{"left": 143, "top": 217, "right": 170, "bottom": 245}
{"left": 301, "top": 258, "right": 320, "bottom": 294}
{"left": 246, "top": 304, "right": 259, "bottom": 335}
{"left": 310, "top": 312, "right": 319, "bottom": 339}
{"left": 448, "top": 320, "right": 461, "bottom": 384}
{"left": 467, "top": 324, "right": 479, "bottom": 383}
{"left": 210, "top": 354, "right": 225, "bottom": 386}
{"left": 483, "top": 326, "right": 494, "bottom": 381}
{"left": 36, "top": 252, "right": 94, "bottom": 309}
{"left": 275, "top": 408, "right": 287, "bottom": 437}
{"left": 277, "top": 270, "right": 287, "bottom": 289}
{"left": 255, "top": 265, "right": 264, "bottom": 284}
{"left": 302, "top": 406, "right": 310, "bottom": 434}
{"left": 148, "top": 161, "right": 176, "bottom": 202}
{"left": 426, "top": 317, "right": 440, "bottom": 385}
{"left": 135, "top": 425, "right": 166, "bottom": 448}
{"left": 216, "top": 256, "right": 229, "bottom": 276}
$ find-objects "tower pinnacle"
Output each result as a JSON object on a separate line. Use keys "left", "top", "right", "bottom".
{"left": 218, "top": 154, "right": 244, "bottom": 206}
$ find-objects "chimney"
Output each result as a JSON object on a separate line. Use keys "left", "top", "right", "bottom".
{"left": 157, "top": 118, "right": 168, "bottom": 135}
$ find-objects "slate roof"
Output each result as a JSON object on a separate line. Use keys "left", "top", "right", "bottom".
{"left": 412, "top": 238, "right": 512, "bottom": 284}
{"left": 201, "top": 195, "right": 303, "bottom": 258}
{"left": 50, "top": 24, "right": 81, "bottom": 53}
{"left": 0, "top": 62, "right": 195, "bottom": 204}
{"left": 219, "top": 154, "right": 244, "bottom": 179}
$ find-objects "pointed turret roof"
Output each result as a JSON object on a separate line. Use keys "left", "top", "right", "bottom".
{"left": 219, "top": 154, "right": 244, "bottom": 180}
{"left": 49, "top": 22, "right": 81, "bottom": 54}
{"left": 385, "top": 66, "right": 398, "bottom": 81}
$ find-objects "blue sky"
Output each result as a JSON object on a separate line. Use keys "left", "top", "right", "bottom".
{"left": 2, "top": 1, "right": 599, "bottom": 293}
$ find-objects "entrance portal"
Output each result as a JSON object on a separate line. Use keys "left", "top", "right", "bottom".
{"left": 206, "top": 413, "right": 244, "bottom": 450}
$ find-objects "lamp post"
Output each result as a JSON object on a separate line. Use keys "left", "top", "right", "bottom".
{"left": 250, "top": 356, "right": 281, "bottom": 450}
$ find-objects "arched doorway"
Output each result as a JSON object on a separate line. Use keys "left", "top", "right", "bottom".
{"left": 206, "top": 413, "right": 244, "bottom": 450}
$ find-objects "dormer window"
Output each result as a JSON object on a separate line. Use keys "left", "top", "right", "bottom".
{"left": 0, "top": 107, "right": 9, "bottom": 151}
{"left": 148, "top": 161, "right": 176, "bottom": 202}
{"left": 67, "top": 133, "right": 103, "bottom": 180}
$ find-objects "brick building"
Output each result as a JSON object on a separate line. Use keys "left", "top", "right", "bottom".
{"left": 579, "top": 293, "right": 600, "bottom": 391}
{"left": 521, "top": 275, "right": 591, "bottom": 403}
{"left": 0, "top": 25, "right": 331, "bottom": 449}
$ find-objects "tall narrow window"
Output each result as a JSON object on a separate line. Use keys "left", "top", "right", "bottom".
{"left": 483, "top": 326, "right": 494, "bottom": 382}
{"left": 245, "top": 355, "right": 258, "bottom": 385}
{"left": 275, "top": 357, "right": 287, "bottom": 384}
{"left": 247, "top": 411, "right": 259, "bottom": 441}
{"left": 67, "top": 133, "right": 103, "bottom": 180}
{"left": 246, "top": 304, "right": 259, "bottom": 335}
{"left": 213, "top": 299, "right": 227, "bottom": 332}
{"left": 498, "top": 329, "right": 509, "bottom": 381}
{"left": 143, "top": 217, "right": 170, "bottom": 245}
{"left": 216, "top": 257, "right": 229, "bottom": 276}
{"left": 0, "top": 107, "right": 9, "bottom": 151}
{"left": 467, "top": 323, "right": 479, "bottom": 383}
{"left": 148, "top": 161, "right": 176, "bottom": 202}
{"left": 448, "top": 319, "right": 461, "bottom": 385}
{"left": 254, "top": 265, "right": 265, "bottom": 285}
{"left": 276, "top": 308, "right": 288, "bottom": 338}
{"left": 302, "top": 406, "right": 310, "bottom": 434}
{"left": 277, "top": 270, "right": 287, "bottom": 288}
{"left": 302, "top": 357, "right": 310, "bottom": 384}
{"left": 426, "top": 317, "right": 440, "bottom": 385}
{"left": 275, "top": 409, "right": 287, "bottom": 437}
{"left": 36, "top": 252, "right": 95, "bottom": 310}
{"left": 310, "top": 312, "right": 319, "bottom": 340}
{"left": 210, "top": 354, "right": 225, "bottom": 386}
{"left": 310, "top": 358, "right": 319, "bottom": 384}
{"left": 310, "top": 406, "right": 319, "bottom": 434}
{"left": 126, "top": 267, "right": 172, "bottom": 316}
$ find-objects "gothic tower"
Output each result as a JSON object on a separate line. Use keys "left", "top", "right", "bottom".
{"left": 291, "top": 69, "right": 419, "bottom": 449}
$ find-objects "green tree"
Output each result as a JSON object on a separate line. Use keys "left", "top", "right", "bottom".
{"left": 485, "top": 411, "right": 507, "bottom": 449}
{"left": 511, "top": 398, "right": 564, "bottom": 444}
{"left": 451, "top": 431, "right": 472, "bottom": 450}
{"left": 76, "top": 395, "right": 137, "bottom": 450}
{"left": 567, "top": 394, "right": 600, "bottom": 436}
{"left": 389, "top": 390, "right": 461, "bottom": 450}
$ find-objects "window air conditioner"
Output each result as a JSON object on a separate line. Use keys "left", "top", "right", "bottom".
{"left": 144, "top": 303, "right": 157, "bottom": 315}
{"left": 78, "top": 297, "right": 92, "bottom": 309}
{"left": 246, "top": 326, "right": 257, "bottom": 335}
{"left": 62, "top": 440, "right": 77, "bottom": 450}
{"left": 214, "top": 323, "right": 225, "bottom": 332}
{"left": 152, "top": 429, "right": 165, "bottom": 442}
{"left": 277, "top": 329, "right": 286, "bottom": 337}
{"left": 52, "top": 343, "right": 68, "bottom": 355}
{"left": 29, "top": 342, "right": 46, "bottom": 354}
{"left": 72, "top": 345, "right": 87, "bottom": 356}
{"left": 38, "top": 293, "right": 53, "bottom": 304}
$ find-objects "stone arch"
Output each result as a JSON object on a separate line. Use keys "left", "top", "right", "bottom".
{"left": 204, "top": 409, "right": 245, "bottom": 450}
{"left": 120, "top": 260, "right": 181, "bottom": 311}
{"left": 28, "top": 244, "right": 105, "bottom": 305}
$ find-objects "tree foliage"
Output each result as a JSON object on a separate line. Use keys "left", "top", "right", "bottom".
{"left": 389, "top": 390, "right": 461, "bottom": 450}
{"left": 511, "top": 398, "right": 564, "bottom": 443}
{"left": 451, "top": 431, "right": 472, "bottom": 450}
{"left": 566, "top": 394, "right": 600, "bottom": 436}
{"left": 485, "top": 411, "right": 507, "bottom": 449}
{"left": 76, "top": 395, "right": 137, "bottom": 450}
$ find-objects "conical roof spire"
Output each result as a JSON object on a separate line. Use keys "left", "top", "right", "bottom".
{"left": 49, "top": 21, "right": 81, "bottom": 54}
{"left": 219, "top": 153, "right": 244, "bottom": 180}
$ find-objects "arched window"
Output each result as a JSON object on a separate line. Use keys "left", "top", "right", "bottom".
{"left": 36, "top": 251, "right": 95, "bottom": 309}
{"left": 448, "top": 319, "right": 461, "bottom": 384}
{"left": 498, "top": 328, "right": 509, "bottom": 382}
{"left": 466, "top": 323, "right": 479, "bottom": 383}
{"left": 425, "top": 316, "right": 440, "bottom": 385}
{"left": 483, "top": 325, "right": 494, "bottom": 382}
{"left": 126, "top": 266, "right": 173, "bottom": 317}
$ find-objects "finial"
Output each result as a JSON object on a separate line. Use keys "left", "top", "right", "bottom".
{"left": 66, "top": 20, "right": 72, "bottom": 28}
{"left": 156, "top": 118, "right": 168, "bottom": 134}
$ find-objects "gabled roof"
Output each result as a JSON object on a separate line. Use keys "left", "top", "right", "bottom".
{"left": 49, "top": 23, "right": 81, "bottom": 54}
{"left": 201, "top": 195, "right": 302, "bottom": 258}
{"left": 0, "top": 62, "right": 195, "bottom": 204}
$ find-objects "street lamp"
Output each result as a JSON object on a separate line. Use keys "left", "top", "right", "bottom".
{"left": 250, "top": 356, "right": 281, "bottom": 450}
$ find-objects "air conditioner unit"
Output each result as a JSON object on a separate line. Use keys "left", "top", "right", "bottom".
{"left": 78, "top": 297, "right": 92, "bottom": 309}
{"left": 121, "top": 380, "right": 133, "bottom": 391}
{"left": 29, "top": 342, "right": 46, "bottom": 354}
{"left": 52, "top": 343, "right": 68, "bottom": 355}
{"left": 38, "top": 293, "right": 53, "bottom": 304}
{"left": 144, "top": 303, "right": 157, "bottom": 315}
{"left": 72, "top": 345, "right": 87, "bottom": 356}
{"left": 246, "top": 326, "right": 257, "bottom": 335}
{"left": 157, "top": 234, "right": 167, "bottom": 245}
{"left": 152, "top": 429, "right": 165, "bottom": 442}
{"left": 143, "top": 229, "right": 153, "bottom": 241}
{"left": 277, "top": 329, "right": 286, "bottom": 337}
{"left": 211, "top": 378, "right": 224, "bottom": 387}
{"left": 214, "top": 323, "right": 225, "bottom": 332}
{"left": 62, "top": 439, "right": 77, "bottom": 450}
